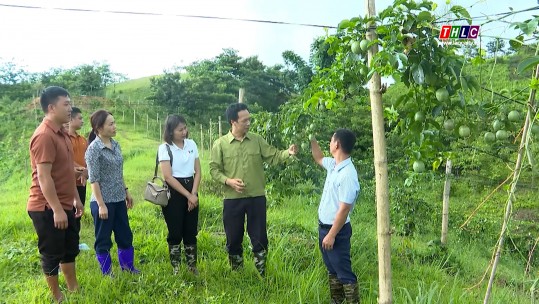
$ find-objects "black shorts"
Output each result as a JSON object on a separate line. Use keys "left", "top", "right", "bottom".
{"left": 28, "top": 208, "right": 80, "bottom": 275}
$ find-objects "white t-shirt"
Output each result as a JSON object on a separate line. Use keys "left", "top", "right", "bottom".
{"left": 158, "top": 139, "right": 199, "bottom": 178}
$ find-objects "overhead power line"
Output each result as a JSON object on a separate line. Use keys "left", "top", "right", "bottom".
{"left": 437, "top": 5, "right": 539, "bottom": 24}
{"left": 0, "top": 3, "right": 537, "bottom": 30}
{"left": 0, "top": 3, "right": 335, "bottom": 29}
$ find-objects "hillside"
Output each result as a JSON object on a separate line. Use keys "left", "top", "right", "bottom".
{"left": 106, "top": 76, "right": 155, "bottom": 102}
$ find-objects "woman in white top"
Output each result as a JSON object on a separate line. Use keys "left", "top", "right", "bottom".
{"left": 158, "top": 114, "right": 201, "bottom": 275}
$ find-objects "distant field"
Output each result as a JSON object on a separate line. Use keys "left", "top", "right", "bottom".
{"left": 106, "top": 76, "right": 156, "bottom": 101}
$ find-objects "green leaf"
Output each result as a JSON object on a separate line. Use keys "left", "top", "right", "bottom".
{"left": 338, "top": 19, "right": 351, "bottom": 30}
{"left": 417, "top": 11, "right": 432, "bottom": 23}
{"left": 432, "top": 105, "right": 443, "bottom": 117}
{"left": 460, "top": 76, "right": 469, "bottom": 92}
{"left": 525, "top": 19, "right": 538, "bottom": 36}
{"left": 471, "top": 56, "right": 486, "bottom": 66}
{"left": 518, "top": 22, "right": 529, "bottom": 34}
{"left": 397, "top": 52, "right": 408, "bottom": 66}
{"left": 377, "top": 25, "right": 390, "bottom": 35}
{"left": 517, "top": 56, "right": 539, "bottom": 75}
{"left": 392, "top": 72, "right": 402, "bottom": 83}
{"left": 411, "top": 63, "right": 425, "bottom": 85}
{"left": 403, "top": 18, "right": 415, "bottom": 31}
{"left": 467, "top": 76, "right": 480, "bottom": 91}
{"left": 450, "top": 5, "right": 471, "bottom": 25}
{"left": 509, "top": 35, "right": 524, "bottom": 50}
{"left": 432, "top": 159, "right": 441, "bottom": 171}
{"left": 404, "top": 177, "right": 413, "bottom": 187}
{"left": 448, "top": 66, "right": 458, "bottom": 80}
{"left": 458, "top": 91, "right": 465, "bottom": 108}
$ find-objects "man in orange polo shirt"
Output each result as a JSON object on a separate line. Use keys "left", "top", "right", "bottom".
{"left": 27, "top": 86, "right": 84, "bottom": 303}
{"left": 68, "top": 107, "right": 88, "bottom": 232}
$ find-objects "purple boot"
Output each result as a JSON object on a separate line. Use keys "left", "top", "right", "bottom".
{"left": 118, "top": 247, "right": 140, "bottom": 274}
{"left": 96, "top": 252, "right": 112, "bottom": 275}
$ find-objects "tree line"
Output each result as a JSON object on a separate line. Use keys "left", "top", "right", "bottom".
{"left": 0, "top": 61, "right": 124, "bottom": 101}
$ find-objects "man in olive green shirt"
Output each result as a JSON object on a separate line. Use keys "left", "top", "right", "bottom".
{"left": 210, "top": 103, "right": 297, "bottom": 276}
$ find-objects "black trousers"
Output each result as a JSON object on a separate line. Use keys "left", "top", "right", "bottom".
{"left": 162, "top": 177, "right": 199, "bottom": 246}
{"left": 75, "top": 185, "right": 86, "bottom": 233}
{"left": 223, "top": 196, "right": 267, "bottom": 255}
{"left": 28, "top": 208, "right": 79, "bottom": 276}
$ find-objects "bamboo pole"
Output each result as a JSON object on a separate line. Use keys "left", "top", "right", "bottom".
{"left": 441, "top": 158, "right": 452, "bottom": 245}
{"left": 483, "top": 64, "right": 539, "bottom": 304}
{"left": 366, "top": 0, "right": 393, "bottom": 302}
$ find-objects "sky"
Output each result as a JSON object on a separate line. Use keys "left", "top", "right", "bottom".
{"left": 0, "top": 0, "right": 537, "bottom": 79}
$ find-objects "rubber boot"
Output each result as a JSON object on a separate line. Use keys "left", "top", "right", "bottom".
{"left": 184, "top": 244, "right": 199, "bottom": 275}
{"left": 96, "top": 252, "right": 112, "bottom": 275}
{"left": 343, "top": 282, "right": 360, "bottom": 304}
{"left": 118, "top": 247, "right": 140, "bottom": 274}
{"left": 168, "top": 244, "right": 181, "bottom": 275}
{"left": 228, "top": 254, "right": 243, "bottom": 271}
{"left": 328, "top": 273, "right": 345, "bottom": 304}
{"left": 253, "top": 249, "right": 267, "bottom": 277}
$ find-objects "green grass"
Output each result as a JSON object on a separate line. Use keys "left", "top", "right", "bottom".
{"left": 106, "top": 76, "right": 155, "bottom": 102}
{"left": 109, "top": 76, "right": 154, "bottom": 92}
{"left": 0, "top": 118, "right": 536, "bottom": 303}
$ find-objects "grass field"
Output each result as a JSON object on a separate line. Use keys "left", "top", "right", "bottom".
{"left": 0, "top": 120, "right": 534, "bottom": 303}
{"left": 106, "top": 76, "right": 155, "bottom": 102}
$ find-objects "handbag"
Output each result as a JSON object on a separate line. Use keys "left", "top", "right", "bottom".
{"left": 144, "top": 176, "right": 170, "bottom": 206}
{"left": 143, "top": 145, "right": 173, "bottom": 206}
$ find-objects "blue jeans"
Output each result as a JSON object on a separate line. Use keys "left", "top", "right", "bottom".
{"left": 318, "top": 222, "right": 357, "bottom": 284}
{"left": 90, "top": 201, "right": 133, "bottom": 253}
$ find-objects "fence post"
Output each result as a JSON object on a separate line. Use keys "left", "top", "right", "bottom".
{"left": 146, "top": 113, "right": 149, "bottom": 136}
{"left": 209, "top": 119, "right": 213, "bottom": 151}
{"left": 200, "top": 124, "right": 204, "bottom": 156}
{"left": 133, "top": 109, "right": 136, "bottom": 130}
{"left": 34, "top": 96, "right": 38, "bottom": 126}
{"left": 238, "top": 88, "right": 245, "bottom": 103}
{"left": 157, "top": 113, "right": 161, "bottom": 141}
{"left": 218, "top": 116, "right": 222, "bottom": 136}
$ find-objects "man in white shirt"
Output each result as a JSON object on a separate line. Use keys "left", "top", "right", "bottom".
{"left": 311, "top": 129, "right": 360, "bottom": 304}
